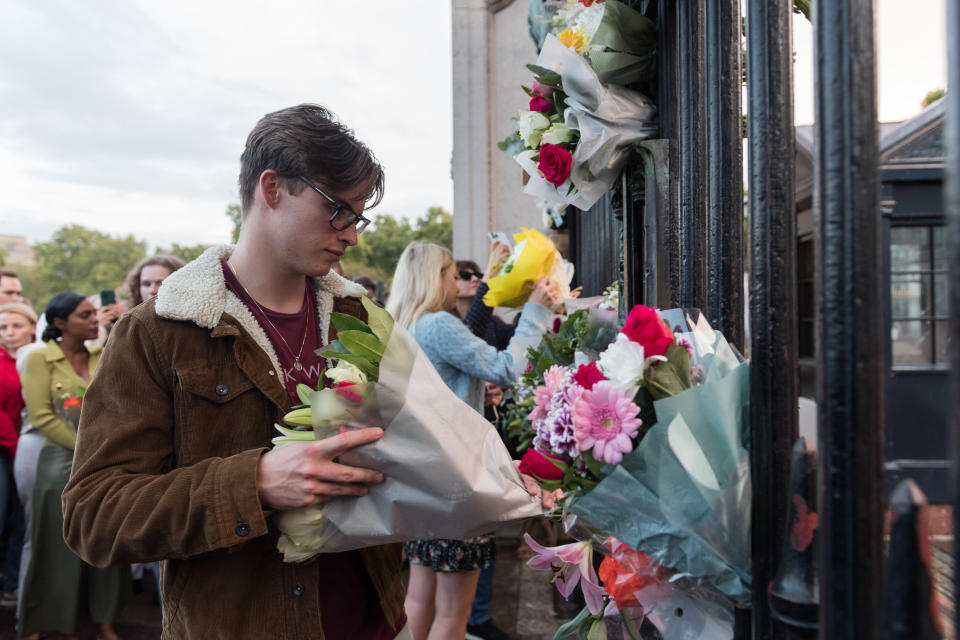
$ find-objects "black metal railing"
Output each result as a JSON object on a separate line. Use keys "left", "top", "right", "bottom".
{"left": 945, "top": 0, "right": 960, "bottom": 635}
{"left": 812, "top": 0, "right": 885, "bottom": 636}
{"left": 745, "top": 0, "right": 798, "bottom": 637}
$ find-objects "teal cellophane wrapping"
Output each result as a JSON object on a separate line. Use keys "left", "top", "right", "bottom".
{"left": 569, "top": 362, "right": 751, "bottom": 604}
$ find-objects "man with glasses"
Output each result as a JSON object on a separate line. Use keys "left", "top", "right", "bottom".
{"left": 62, "top": 105, "right": 409, "bottom": 639}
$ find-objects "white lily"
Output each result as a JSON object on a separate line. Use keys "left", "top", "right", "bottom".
{"left": 325, "top": 360, "right": 367, "bottom": 385}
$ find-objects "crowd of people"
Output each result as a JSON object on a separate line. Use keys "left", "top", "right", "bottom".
{"left": 0, "top": 104, "right": 560, "bottom": 640}
{"left": 0, "top": 259, "right": 187, "bottom": 640}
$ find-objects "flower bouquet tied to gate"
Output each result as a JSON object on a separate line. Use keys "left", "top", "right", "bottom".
{"left": 501, "top": 2, "right": 657, "bottom": 214}
{"left": 528, "top": 0, "right": 658, "bottom": 87}
{"left": 272, "top": 297, "right": 545, "bottom": 561}
{"left": 512, "top": 304, "right": 750, "bottom": 639}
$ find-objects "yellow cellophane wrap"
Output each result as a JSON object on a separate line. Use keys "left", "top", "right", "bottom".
{"left": 483, "top": 228, "right": 558, "bottom": 308}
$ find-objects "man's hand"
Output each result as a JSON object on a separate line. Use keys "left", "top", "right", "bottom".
{"left": 256, "top": 427, "right": 385, "bottom": 510}
{"left": 515, "top": 461, "right": 563, "bottom": 511}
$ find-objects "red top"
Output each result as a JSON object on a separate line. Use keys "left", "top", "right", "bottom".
{"left": 223, "top": 262, "right": 403, "bottom": 639}
{"left": 0, "top": 349, "right": 23, "bottom": 459}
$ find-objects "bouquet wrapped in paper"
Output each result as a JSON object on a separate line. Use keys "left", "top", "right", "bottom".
{"left": 501, "top": 32, "right": 657, "bottom": 213}
{"left": 483, "top": 228, "right": 573, "bottom": 309}
{"left": 529, "top": 0, "right": 658, "bottom": 86}
{"left": 272, "top": 297, "right": 544, "bottom": 561}
{"left": 510, "top": 304, "right": 749, "bottom": 639}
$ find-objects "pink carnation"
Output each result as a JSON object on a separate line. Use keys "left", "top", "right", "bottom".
{"left": 572, "top": 382, "right": 642, "bottom": 465}
{"left": 543, "top": 365, "right": 569, "bottom": 393}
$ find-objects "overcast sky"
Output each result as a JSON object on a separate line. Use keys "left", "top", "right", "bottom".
{"left": 0, "top": 0, "right": 454, "bottom": 248}
{"left": 0, "top": 0, "right": 948, "bottom": 249}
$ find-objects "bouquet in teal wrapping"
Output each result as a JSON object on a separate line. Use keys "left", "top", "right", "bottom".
{"left": 513, "top": 304, "right": 750, "bottom": 640}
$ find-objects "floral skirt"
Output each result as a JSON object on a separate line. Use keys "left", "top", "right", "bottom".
{"left": 403, "top": 535, "right": 494, "bottom": 573}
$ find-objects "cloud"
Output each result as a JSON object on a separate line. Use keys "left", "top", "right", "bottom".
{"left": 0, "top": 0, "right": 453, "bottom": 246}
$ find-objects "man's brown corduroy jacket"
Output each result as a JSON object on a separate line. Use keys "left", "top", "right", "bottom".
{"left": 62, "top": 246, "right": 405, "bottom": 639}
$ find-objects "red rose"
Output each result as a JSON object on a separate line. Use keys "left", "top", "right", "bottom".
{"left": 62, "top": 396, "right": 82, "bottom": 409}
{"left": 529, "top": 96, "right": 551, "bottom": 113}
{"left": 518, "top": 449, "right": 567, "bottom": 481}
{"left": 538, "top": 143, "right": 573, "bottom": 187}
{"left": 622, "top": 305, "right": 674, "bottom": 357}
{"left": 573, "top": 362, "right": 605, "bottom": 391}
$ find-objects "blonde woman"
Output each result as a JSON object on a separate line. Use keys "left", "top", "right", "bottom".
{"left": 387, "top": 242, "right": 557, "bottom": 640}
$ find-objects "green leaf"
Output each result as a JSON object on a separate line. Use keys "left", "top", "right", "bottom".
{"left": 552, "top": 606, "right": 593, "bottom": 640}
{"left": 330, "top": 312, "right": 374, "bottom": 336}
{"left": 581, "top": 450, "right": 609, "bottom": 482}
{"left": 320, "top": 350, "right": 379, "bottom": 380}
{"left": 644, "top": 344, "right": 693, "bottom": 399}
{"left": 296, "top": 384, "right": 313, "bottom": 406}
{"left": 527, "top": 64, "right": 563, "bottom": 88}
{"left": 361, "top": 296, "right": 394, "bottom": 344}
{"left": 338, "top": 330, "right": 385, "bottom": 362}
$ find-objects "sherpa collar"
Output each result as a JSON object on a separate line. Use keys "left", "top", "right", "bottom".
{"left": 155, "top": 244, "right": 366, "bottom": 381}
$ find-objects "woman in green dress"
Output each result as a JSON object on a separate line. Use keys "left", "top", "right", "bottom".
{"left": 19, "top": 292, "right": 127, "bottom": 640}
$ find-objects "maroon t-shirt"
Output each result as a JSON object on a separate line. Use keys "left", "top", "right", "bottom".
{"left": 223, "top": 261, "right": 403, "bottom": 639}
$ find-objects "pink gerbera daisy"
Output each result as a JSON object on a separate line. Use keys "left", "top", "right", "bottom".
{"left": 572, "top": 382, "right": 642, "bottom": 465}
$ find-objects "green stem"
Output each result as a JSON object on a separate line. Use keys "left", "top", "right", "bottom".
{"left": 620, "top": 610, "right": 644, "bottom": 640}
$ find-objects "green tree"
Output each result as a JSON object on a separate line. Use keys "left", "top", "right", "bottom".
{"left": 922, "top": 88, "right": 945, "bottom": 109}
{"left": 28, "top": 225, "right": 147, "bottom": 310}
{"left": 330, "top": 206, "right": 453, "bottom": 284}
{"left": 360, "top": 214, "right": 415, "bottom": 274}
{"left": 412, "top": 207, "right": 453, "bottom": 249}
{"left": 226, "top": 204, "right": 243, "bottom": 243}
{"left": 0, "top": 247, "right": 7, "bottom": 267}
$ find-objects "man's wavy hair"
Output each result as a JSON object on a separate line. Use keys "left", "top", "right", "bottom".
{"left": 238, "top": 104, "right": 385, "bottom": 217}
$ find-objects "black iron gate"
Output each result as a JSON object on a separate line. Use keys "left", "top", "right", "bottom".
{"left": 564, "top": 0, "right": 927, "bottom": 636}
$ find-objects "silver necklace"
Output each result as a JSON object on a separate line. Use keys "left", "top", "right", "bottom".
{"left": 235, "top": 275, "right": 311, "bottom": 372}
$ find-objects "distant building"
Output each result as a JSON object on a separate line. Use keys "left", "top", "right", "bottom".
{"left": 796, "top": 98, "right": 949, "bottom": 500}
{"left": 451, "top": 0, "right": 546, "bottom": 263}
{"left": 0, "top": 234, "right": 34, "bottom": 265}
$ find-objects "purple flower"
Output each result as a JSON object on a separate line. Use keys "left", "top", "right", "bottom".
{"left": 523, "top": 534, "right": 605, "bottom": 614}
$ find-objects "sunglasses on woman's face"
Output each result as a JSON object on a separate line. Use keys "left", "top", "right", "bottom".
{"left": 457, "top": 270, "right": 483, "bottom": 281}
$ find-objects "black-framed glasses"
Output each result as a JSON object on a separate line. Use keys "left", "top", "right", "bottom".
{"left": 299, "top": 176, "right": 371, "bottom": 234}
{"left": 457, "top": 269, "right": 483, "bottom": 281}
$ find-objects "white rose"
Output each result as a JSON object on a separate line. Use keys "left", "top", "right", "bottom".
{"left": 541, "top": 123, "right": 573, "bottom": 145}
{"left": 517, "top": 110, "right": 551, "bottom": 148}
